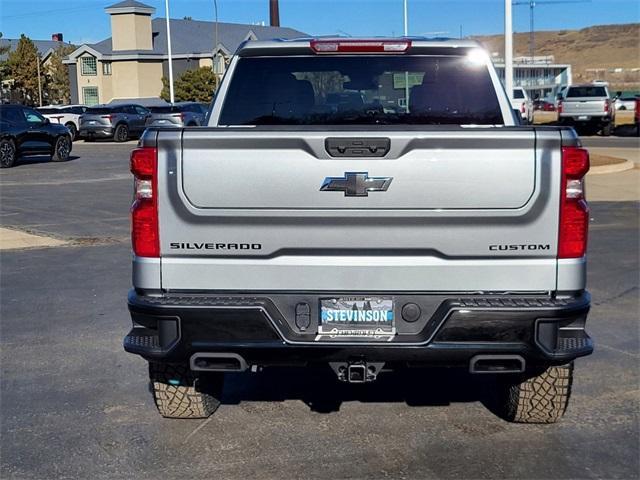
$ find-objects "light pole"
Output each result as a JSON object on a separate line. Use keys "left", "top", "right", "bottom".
{"left": 36, "top": 54, "right": 42, "bottom": 107}
{"left": 165, "top": 0, "right": 175, "bottom": 104}
{"left": 505, "top": 0, "right": 514, "bottom": 102}
{"left": 213, "top": 0, "right": 220, "bottom": 82}
{"left": 403, "top": 0, "right": 409, "bottom": 112}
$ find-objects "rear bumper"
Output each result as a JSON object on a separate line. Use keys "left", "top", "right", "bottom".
{"left": 79, "top": 127, "right": 114, "bottom": 138}
{"left": 559, "top": 115, "right": 612, "bottom": 125}
{"left": 124, "top": 290, "right": 593, "bottom": 369}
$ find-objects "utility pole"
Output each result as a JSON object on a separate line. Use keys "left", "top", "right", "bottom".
{"left": 165, "top": 0, "right": 175, "bottom": 104}
{"left": 514, "top": 0, "right": 590, "bottom": 61}
{"left": 403, "top": 0, "right": 409, "bottom": 112}
{"left": 505, "top": 0, "right": 514, "bottom": 102}
{"left": 36, "top": 54, "right": 42, "bottom": 107}
{"left": 269, "top": 0, "right": 280, "bottom": 27}
{"left": 213, "top": 0, "right": 220, "bottom": 82}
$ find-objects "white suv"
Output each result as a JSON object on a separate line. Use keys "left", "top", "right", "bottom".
{"left": 37, "top": 105, "right": 87, "bottom": 140}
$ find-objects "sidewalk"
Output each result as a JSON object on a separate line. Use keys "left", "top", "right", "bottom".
{"left": 587, "top": 169, "right": 640, "bottom": 202}
{"left": 0, "top": 227, "right": 67, "bottom": 250}
{"left": 589, "top": 147, "right": 640, "bottom": 165}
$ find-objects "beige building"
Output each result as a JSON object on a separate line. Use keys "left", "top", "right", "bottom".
{"left": 63, "top": 0, "right": 305, "bottom": 105}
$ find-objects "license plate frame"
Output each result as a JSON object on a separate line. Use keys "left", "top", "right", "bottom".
{"left": 319, "top": 297, "right": 395, "bottom": 339}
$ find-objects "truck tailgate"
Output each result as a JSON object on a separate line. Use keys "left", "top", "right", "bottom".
{"left": 157, "top": 127, "right": 562, "bottom": 292}
{"left": 562, "top": 98, "right": 607, "bottom": 116}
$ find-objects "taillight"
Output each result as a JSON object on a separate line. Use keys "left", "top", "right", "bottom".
{"left": 130, "top": 147, "right": 159, "bottom": 257}
{"left": 521, "top": 102, "right": 526, "bottom": 113}
{"left": 310, "top": 39, "right": 411, "bottom": 54}
{"left": 557, "top": 100, "right": 563, "bottom": 114}
{"left": 559, "top": 146, "right": 589, "bottom": 258}
{"left": 604, "top": 99, "right": 610, "bottom": 113}
{"left": 172, "top": 113, "right": 185, "bottom": 121}
{"left": 101, "top": 114, "right": 114, "bottom": 121}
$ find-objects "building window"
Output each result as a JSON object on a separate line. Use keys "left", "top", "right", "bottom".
{"left": 82, "top": 87, "right": 99, "bottom": 106}
{"left": 81, "top": 56, "right": 97, "bottom": 76}
{"left": 102, "top": 61, "right": 112, "bottom": 75}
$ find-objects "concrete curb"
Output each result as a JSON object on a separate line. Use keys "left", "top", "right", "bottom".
{"left": 588, "top": 159, "right": 635, "bottom": 175}
{"left": 0, "top": 227, "right": 68, "bottom": 251}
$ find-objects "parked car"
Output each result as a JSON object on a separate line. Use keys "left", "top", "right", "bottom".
{"left": 533, "top": 99, "right": 555, "bottom": 112}
{"left": 124, "top": 38, "right": 593, "bottom": 424}
{"left": 511, "top": 87, "right": 533, "bottom": 124}
{"left": 0, "top": 104, "right": 72, "bottom": 168}
{"left": 635, "top": 97, "right": 640, "bottom": 136}
{"left": 557, "top": 84, "right": 615, "bottom": 136}
{"left": 146, "top": 102, "right": 208, "bottom": 128}
{"left": 614, "top": 96, "right": 637, "bottom": 111}
{"left": 37, "top": 105, "right": 86, "bottom": 140}
{"left": 79, "top": 104, "right": 150, "bottom": 142}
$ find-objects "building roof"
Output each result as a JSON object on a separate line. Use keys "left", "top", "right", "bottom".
{"left": 84, "top": 17, "right": 306, "bottom": 58}
{"left": 105, "top": 0, "right": 155, "bottom": 15}
{"left": 107, "top": 0, "right": 153, "bottom": 8}
{"left": 0, "top": 38, "right": 70, "bottom": 62}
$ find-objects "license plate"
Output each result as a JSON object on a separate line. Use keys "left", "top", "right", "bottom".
{"left": 319, "top": 297, "right": 395, "bottom": 339}
{"left": 577, "top": 115, "right": 589, "bottom": 120}
{"left": 89, "top": 120, "right": 96, "bottom": 124}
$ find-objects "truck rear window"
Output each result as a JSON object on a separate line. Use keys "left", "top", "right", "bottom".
{"left": 218, "top": 56, "right": 504, "bottom": 125}
{"left": 566, "top": 86, "right": 607, "bottom": 98}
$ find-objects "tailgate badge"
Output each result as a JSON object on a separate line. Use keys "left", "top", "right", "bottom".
{"left": 320, "top": 172, "right": 392, "bottom": 197}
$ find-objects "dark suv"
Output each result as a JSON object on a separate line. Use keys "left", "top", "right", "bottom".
{"left": 0, "top": 105, "right": 72, "bottom": 168}
{"left": 79, "top": 104, "right": 150, "bottom": 142}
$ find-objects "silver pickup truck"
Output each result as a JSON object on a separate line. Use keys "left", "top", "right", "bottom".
{"left": 124, "top": 38, "right": 592, "bottom": 423}
{"left": 558, "top": 84, "right": 615, "bottom": 136}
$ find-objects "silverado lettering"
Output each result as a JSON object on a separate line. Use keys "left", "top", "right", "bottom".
{"left": 169, "top": 242, "right": 262, "bottom": 250}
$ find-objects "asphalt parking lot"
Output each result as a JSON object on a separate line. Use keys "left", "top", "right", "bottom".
{"left": 1, "top": 141, "right": 639, "bottom": 479}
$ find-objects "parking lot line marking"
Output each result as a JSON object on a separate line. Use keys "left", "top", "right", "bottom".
{"left": 0, "top": 174, "right": 131, "bottom": 187}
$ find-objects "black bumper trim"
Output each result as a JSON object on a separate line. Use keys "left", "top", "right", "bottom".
{"left": 125, "top": 290, "right": 592, "bottom": 365}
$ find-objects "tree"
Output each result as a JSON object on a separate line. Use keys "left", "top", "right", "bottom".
{"left": 7, "top": 34, "right": 41, "bottom": 105}
{"left": 0, "top": 33, "right": 11, "bottom": 83}
{"left": 45, "top": 44, "right": 75, "bottom": 104}
{"left": 160, "top": 66, "right": 218, "bottom": 103}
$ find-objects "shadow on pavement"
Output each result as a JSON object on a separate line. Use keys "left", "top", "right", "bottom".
{"left": 219, "top": 365, "right": 506, "bottom": 417}
{"left": 613, "top": 124, "right": 638, "bottom": 137}
{"left": 13, "top": 154, "right": 80, "bottom": 167}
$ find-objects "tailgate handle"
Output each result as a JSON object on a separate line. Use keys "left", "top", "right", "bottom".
{"left": 325, "top": 138, "right": 390, "bottom": 158}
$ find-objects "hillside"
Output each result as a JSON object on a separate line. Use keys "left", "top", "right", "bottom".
{"left": 474, "top": 23, "right": 640, "bottom": 91}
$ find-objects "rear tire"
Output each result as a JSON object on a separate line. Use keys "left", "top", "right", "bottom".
{"left": 148, "top": 362, "right": 223, "bottom": 419}
{"left": 0, "top": 138, "right": 16, "bottom": 168}
{"left": 114, "top": 124, "right": 129, "bottom": 142}
{"left": 51, "top": 135, "right": 71, "bottom": 162}
{"left": 496, "top": 363, "right": 574, "bottom": 424}
{"left": 601, "top": 123, "right": 612, "bottom": 137}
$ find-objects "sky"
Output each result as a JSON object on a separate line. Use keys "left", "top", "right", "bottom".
{"left": 0, "top": 0, "right": 638, "bottom": 45}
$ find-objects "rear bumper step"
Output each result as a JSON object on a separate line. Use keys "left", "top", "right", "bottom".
{"left": 124, "top": 290, "right": 592, "bottom": 367}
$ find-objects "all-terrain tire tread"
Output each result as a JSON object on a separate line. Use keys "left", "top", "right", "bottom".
{"left": 149, "top": 363, "right": 220, "bottom": 419}
{"left": 504, "top": 363, "right": 574, "bottom": 423}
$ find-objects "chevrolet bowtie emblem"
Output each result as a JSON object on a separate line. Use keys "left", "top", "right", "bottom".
{"left": 320, "top": 172, "right": 393, "bottom": 197}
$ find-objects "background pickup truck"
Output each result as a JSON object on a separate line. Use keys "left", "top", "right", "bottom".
{"left": 124, "top": 38, "right": 593, "bottom": 423}
{"left": 558, "top": 84, "right": 615, "bottom": 136}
